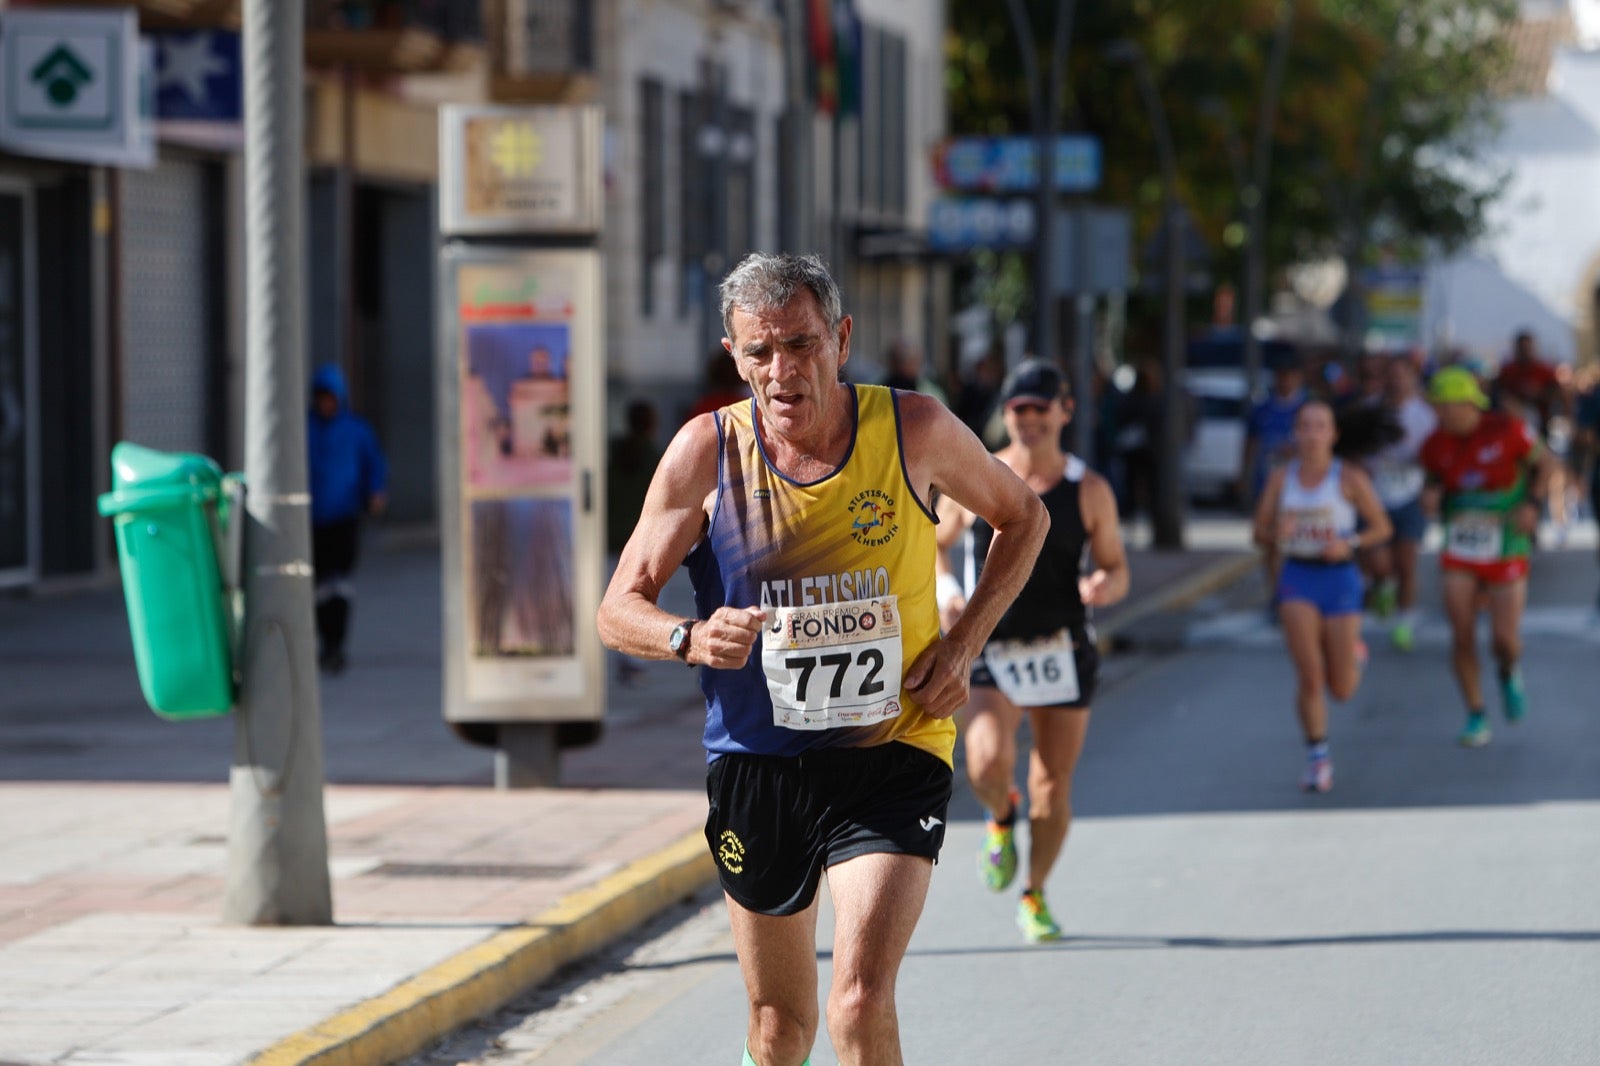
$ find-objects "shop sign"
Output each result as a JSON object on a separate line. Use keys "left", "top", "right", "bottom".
{"left": 0, "top": 9, "right": 154, "bottom": 167}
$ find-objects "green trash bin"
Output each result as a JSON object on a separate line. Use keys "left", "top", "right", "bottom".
{"left": 97, "top": 442, "right": 239, "bottom": 720}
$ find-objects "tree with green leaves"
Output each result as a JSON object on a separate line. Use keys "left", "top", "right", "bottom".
{"left": 945, "top": 0, "right": 1515, "bottom": 348}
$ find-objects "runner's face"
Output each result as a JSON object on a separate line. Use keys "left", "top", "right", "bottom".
{"left": 1384, "top": 358, "right": 1416, "bottom": 401}
{"left": 1294, "top": 403, "right": 1336, "bottom": 457}
{"left": 1436, "top": 400, "right": 1481, "bottom": 435}
{"left": 1003, "top": 396, "right": 1069, "bottom": 449}
{"left": 726, "top": 293, "right": 851, "bottom": 444}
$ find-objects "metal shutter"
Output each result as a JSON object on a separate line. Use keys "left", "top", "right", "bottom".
{"left": 120, "top": 159, "right": 213, "bottom": 455}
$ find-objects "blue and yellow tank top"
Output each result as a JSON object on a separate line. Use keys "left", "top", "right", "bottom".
{"left": 687, "top": 384, "right": 952, "bottom": 766}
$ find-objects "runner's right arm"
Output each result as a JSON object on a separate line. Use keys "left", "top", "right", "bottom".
{"left": 1251, "top": 466, "right": 1286, "bottom": 550}
{"left": 597, "top": 414, "right": 766, "bottom": 669}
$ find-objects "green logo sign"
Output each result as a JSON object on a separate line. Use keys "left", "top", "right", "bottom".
{"left": 30, "top": 43, "right": 93, "bottom": 107}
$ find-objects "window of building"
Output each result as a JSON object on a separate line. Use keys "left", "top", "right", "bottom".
{"left": 858, "top": 23, "right": 908, "bottom": 220}
{"left": 678, "top": 87, "right": 702, "bottom": 319}
{"left": 640, "top": 77, "right": 665, "bottom": 316}
{"left": 726, "top": 106, "right": 757, "bottom": 262}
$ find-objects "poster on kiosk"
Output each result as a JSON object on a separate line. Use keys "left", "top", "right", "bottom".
{"left": 437, "top": 105, "right": 604, "bottom": 730}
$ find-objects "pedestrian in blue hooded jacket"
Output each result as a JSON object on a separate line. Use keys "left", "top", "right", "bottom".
{"left": 307, "top": 363, "right": 388, "bottom": 674}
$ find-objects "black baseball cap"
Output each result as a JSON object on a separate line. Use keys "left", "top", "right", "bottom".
{"left": 1000, "top": 359, "right": 1067, "bottom": 408}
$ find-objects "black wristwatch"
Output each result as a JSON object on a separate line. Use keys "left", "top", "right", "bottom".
{"left": 668, "top": 619, "right": 696, "bottom": 664}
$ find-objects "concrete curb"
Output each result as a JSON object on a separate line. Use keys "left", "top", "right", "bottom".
{"left": 250, "top": 830, "right": 716, "bottom": 1066}
{"left": 1095, "top": 552, "right": 1256, "bottom": 650}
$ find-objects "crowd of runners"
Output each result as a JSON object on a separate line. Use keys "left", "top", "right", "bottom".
{"left": 600, "top": 254, "right": 1591, "bottom": 1063}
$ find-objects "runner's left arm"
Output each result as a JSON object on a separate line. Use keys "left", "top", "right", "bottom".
{"left": 932, "top": 493, "right": 972, "bottom": 630}
{"left": 1331, "top": 465, "right": 1393, "bottom": 562}
{"left": 1514, "top": 441, "right": 1561, "bottom": 536}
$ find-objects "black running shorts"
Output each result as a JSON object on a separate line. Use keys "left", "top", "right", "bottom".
{"left": 969, "top": 625, "right": 1101, "bottom": 709}
{"left": 704, "top": 742, "right": 953, "bottom": 916}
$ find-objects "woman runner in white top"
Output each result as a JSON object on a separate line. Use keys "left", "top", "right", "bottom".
{"left": 1253, "top": 401, "right": 1391, "bottom": 792}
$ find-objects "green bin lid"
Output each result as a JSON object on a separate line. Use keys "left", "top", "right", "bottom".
{"left": 109, "top": 442, "right": 223, "bottom": 493}
{"left": 97, "top": 443, "right": 224, "bottom": 516}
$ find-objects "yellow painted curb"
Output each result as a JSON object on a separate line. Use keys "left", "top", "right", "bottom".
{"left": 250, "top": 829, "right": 715, "bottom": 1066}
{"left": 1095, "top": 553, "right": 1256, "bottom": 650}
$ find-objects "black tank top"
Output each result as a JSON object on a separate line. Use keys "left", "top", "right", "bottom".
{"left": 967, "top": 454, "right": 1089, "bottom": 640}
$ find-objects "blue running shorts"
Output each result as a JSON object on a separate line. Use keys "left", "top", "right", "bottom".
{"left": 1277, "top": 559, "right": 1364, "bottom": 616}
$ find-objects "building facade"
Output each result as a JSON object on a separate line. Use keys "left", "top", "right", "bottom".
{"left": 1425, "top": 1, "right": 1600, "bottom": 367}
{"left": 0, "top": 0, "right": 946, "bottom": 588}
{"left": 598, "top": 0, "right": 949, "bottom": 420}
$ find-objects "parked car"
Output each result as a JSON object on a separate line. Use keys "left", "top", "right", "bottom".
{"left": 1180, "top": 331, "right": 1300, "bottom": 505}
{"left": 1184, "top": 370, "right": 1248, "bottom": 504}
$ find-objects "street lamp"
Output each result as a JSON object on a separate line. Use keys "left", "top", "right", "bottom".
{"left": 1107, "top": 38, "right": 1185, "bottom": 549}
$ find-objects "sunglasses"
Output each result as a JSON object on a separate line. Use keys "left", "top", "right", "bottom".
{"left": 1007, "top": 401, "right": 1053, "bottom": 415}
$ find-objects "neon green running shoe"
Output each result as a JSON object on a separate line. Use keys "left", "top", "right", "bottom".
{"left": 978, "top": 821, "right": 1017, "bottom": 893}
{"left": 1391, "top": 621, "right": 1414, "bottom": 652}
{"left": 1500, "top": 668, "right": 1527, "bottom": 723}
{"left": 1458, "top": 712, "right": 1491, "bottom": 748}
{"left": 1017, "top": 890, "right": 1062, "bottom": 943}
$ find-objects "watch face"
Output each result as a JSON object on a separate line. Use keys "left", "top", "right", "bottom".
{"left": 670, "top": 624, "right": 688, "bottom": 654}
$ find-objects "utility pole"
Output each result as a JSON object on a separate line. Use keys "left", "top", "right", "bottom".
{"left": 1110, "top": 40, "right": 1185, "bottom": 549}
{"left": 1004, "top": 0, "right": 1076, "bottom": 366}
{"left": 1242, "top": 1, "right": 1295, "bottom": 401}
{"left": 224, "top": 0, "right": 333, "bottom": 925}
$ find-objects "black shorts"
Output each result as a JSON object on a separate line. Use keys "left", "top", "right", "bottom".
{"left": 970, "top": 625, "right": 1101, "bottom": 708}
{"left": 704, "top": 742, "right": 953, "bottom": 916}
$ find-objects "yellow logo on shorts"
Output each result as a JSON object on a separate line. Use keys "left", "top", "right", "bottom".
{"left": 717, "top": 830, "right": 746, "bottom": 874}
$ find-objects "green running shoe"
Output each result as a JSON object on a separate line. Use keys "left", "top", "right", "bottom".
{"left": 1391, "top": 621, "right": 1414, "bottom": 652}
{"left": 1500, "top": 669, "right": 1527, "bottom": 723}
{"left": 1017, "top": 890, "right": 1062, "bottom": 943}
{"left": 1457, "top": 712, "right": 1491, "bottom": 748}
{"left": 978, "top": 821, "right": 1017, "bottom": 892}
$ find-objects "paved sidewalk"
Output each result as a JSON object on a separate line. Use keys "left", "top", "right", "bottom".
{"left": 0, "top": 520, "right": 1253, "bottom": 1066}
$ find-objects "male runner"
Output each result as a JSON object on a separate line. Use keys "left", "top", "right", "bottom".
{"left": 597, "top": 253, "right": 1047, "bottom": 1066}
{"left": 1419, "top": 367, "right": 1559, "bottom": 747}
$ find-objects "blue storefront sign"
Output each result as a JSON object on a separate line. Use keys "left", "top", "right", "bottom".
{"left": 934, "top": 135, "right": 1102, "bottom": 194}
{"left": 927, "top": 197, "right": 1036, "bottom": 252}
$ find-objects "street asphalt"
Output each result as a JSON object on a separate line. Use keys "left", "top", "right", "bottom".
{"left": 409, "top": 529, "right": 1600, "bottom": 1066}
{"left": 0, "top": 517, "right": 1256, "bottom": 1065}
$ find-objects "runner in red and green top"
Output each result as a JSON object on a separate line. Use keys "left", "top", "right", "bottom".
{"left": 1419, "top": 367, "right": 1560, "bottom": 748}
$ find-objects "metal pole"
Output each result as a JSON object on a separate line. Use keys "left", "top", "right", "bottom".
{"left": 1242, "top": 2, "right": 1295, "bottom": 401}
{"left": 224, "top": 0, "right": 333, "bottom": 925}
{"left": 1004, "top": 0, "right": 1077, "bottom": 365}
{"left": 1124, "top": 47, "right": 1186, "bottom": 549}
{"left": 1045, "top": 0, "right": 1076, "bottom": 360}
